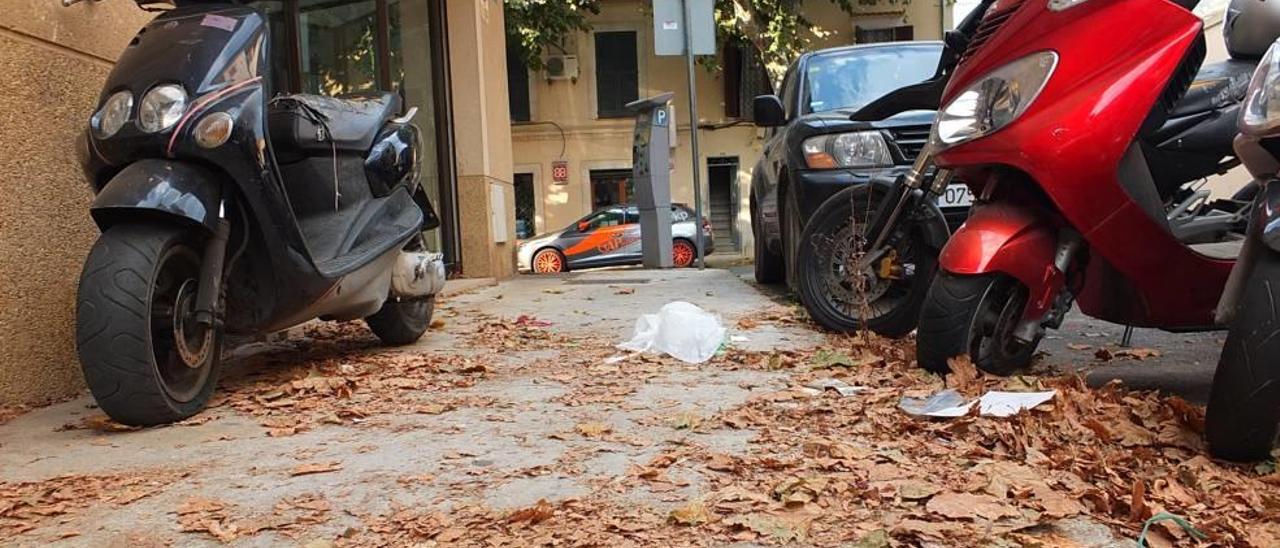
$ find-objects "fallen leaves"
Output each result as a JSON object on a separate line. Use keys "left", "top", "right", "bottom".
{"left": 574, "top": 421, "right": 611, "bottom": 438}
{"left": 507, "top": 499, "right": 555, "bottom": 525}
{"left": 926, "top": 492, "right": 1021, "bottom": 521}
{"left": 0, "top": 470, "right": 187, "bottom": 537}
{"left": 668, "top": 500, "right": 710, "bottom": 525}
{"left": 289, "top": 462, "right": 343, "bottom": 477}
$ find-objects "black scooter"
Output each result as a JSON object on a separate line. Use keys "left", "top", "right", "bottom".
{"left": 71, "top": 0, "right": 446, "bottom": 425}
{"left": 817, "top": 0, "right": 1257, "bottom": 338}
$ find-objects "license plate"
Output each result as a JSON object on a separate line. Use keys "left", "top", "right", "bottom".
{"left": 937, "top": 183, "right": 974, "bottom": 208}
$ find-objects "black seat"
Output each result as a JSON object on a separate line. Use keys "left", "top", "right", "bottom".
{"left": 269, "top": 91, "right": 401, "bottom": 161}
{"left": 1168, "top": 59, "right": 1255, "bottom": 118}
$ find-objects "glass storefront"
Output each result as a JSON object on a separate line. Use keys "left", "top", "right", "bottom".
{"left": 252, "top": 0, "right": 458, "bottom": 265}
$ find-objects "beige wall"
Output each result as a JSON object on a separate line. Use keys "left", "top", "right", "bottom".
{"left": 0, "top": 3, "right": 153, "bottom": 404}
{"left": 511, "top": 0, "right": 950, "bottom": 256}
{"left": 449, "top": 0, "right": 517, "bottom": 278}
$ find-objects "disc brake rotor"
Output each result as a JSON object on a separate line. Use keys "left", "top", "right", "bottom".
{"left": 173, "top": 279, "right": 213, "bottom": 368}
{"left": 822, "top": 223, "right": 893, "bottom": 304}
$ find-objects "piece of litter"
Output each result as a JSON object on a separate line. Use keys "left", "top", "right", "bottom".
{"left": 899, "top": 389, "right": 1056, "bottom": 418}
{"left": 730, "top": 335, "right": 750, "bottom": 343}
{"left": 603, "top": 354, "right": 629, "bottom": 365}
{"left": 899, "top": 389, "right": 974, "bottom": 418}
{"left": 976, "top": 390, "right": 1056, "bottom": 417}
{"left": 617, "top": 302, "right": 726, "bottom": 364}
{"left": 804, "top": 378, "right": 867, "bottom": 397}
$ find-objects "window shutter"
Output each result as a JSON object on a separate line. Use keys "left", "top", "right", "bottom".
{"left": 506, "top": 39, "right": 531, "bottom": 122}
{"left": 594, "top": 31, "right": 639, "bottom": 118}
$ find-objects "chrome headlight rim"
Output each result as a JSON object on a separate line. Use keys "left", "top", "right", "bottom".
{"left": 138, "top": 83, "right": 189, "bottom": 133}
{"left": 801, "top": 131, "right": 894, "bottom": 169}
{"left": 1241, "top": 39, "right": 1280, "bottom": 135}
{"left": 932, "top": 50, "right": 1059, "bottom": 151}
{"left": 92, "top": 90, "right": 133, "bottom": 139}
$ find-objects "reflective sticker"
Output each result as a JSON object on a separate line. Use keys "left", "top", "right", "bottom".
{"left": 201, "top": 14, "right": 238, "bottom": 32}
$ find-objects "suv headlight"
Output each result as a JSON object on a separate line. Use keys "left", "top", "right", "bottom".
{"left": 934, "top": 51, "right": 1058, "bottom": 149}
{"left": 802, "top": 131, "right": 892, "bottom": 169}
{"left": 92, "top": 91, "right": 133, "bottom": 139}
{"left": 1241, "top": 39, "right": 1280, "bottom": 135}
{"left": 138, "top": 84, "right": 188, "bottom": 133}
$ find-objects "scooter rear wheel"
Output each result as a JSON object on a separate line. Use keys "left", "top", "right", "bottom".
{"left": 916, "top": 272, "right": 1040, "bottom": 375}
{"left": 76, "top": 223, "right": 222, "bottom": 426}
{"left": 1207, "top": 250, "right": 1280, "bottom": 462}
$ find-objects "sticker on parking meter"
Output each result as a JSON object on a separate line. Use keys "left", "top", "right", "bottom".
{"left": 654, "top": 109, "right": 668, "bottom": 127}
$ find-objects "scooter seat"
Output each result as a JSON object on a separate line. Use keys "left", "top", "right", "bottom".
{"left": 1168, "top": 59, "right": 1254, "bottom": 118}
{"left": 269, "top": 92, "right": 402, "bottom": 161}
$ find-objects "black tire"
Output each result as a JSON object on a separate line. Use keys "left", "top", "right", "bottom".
{"left": 783, "top": 187, "right": 803, "bottom": 291}
{"left": 752, "top": 197, "right": 785, "bottom": 284}
{"left": 76, "top": 224, "right": 222, "bottom": 426}
{"left": 1206, "top": 250, "right": 1280, "bottom": 462}
{"left": 366, "top": 295, "right": 436, "bottom": 346}
{"left": 917, "top": 272, "right": 1040, "bottom": 376}
{"left": 796, "top": 186, "right": 937, "bottom": 338}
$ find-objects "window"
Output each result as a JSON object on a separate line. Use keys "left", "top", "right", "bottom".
{"left": 803, "top": 44, "right": 940, "bottom": 114}
{"left": 594, "top": 31, "right": 639, "bottom": 118}
{"left": 507, "top": 39, "right": 531, "bottom": 122}
{"left": 855, "top": 25, "right": 915, "bottom": 44}
{"left": 514, "top": 173, "right": 535, "bottom": 239}
{"left": 724, "top": 40, "right": 772, "bottom": 119}
{"left": 584, "top": 208, "right": 626, "bottom": 230}
{"left": 589, "top": 169, "right": 634, "bottom": 209}
{"left": 298, "top": 0, "right": 379, "bottom": 95}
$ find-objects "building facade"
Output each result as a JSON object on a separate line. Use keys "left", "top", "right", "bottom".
{"left": 0, "top": 0, "right": 515, "bottom": 405}
{"left": 508, "top": 0, "right": 952, "bottom": 255}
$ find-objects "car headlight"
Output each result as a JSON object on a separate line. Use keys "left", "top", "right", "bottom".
{"left": 934, "top": 51, "right": 1058, "bottom": 149}
{"left": 138, "top": 84, "right": 188, "bottom": 133}
{"left": 92, "top": 91, "right": 133, "bottom": 139}
{"left": 802, "top": 131, "right": 892, "bottom": 169}
{"left": 1241, "top": 39, "right": 1280, "bottom": 135}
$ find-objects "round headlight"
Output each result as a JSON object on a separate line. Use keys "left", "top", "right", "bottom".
{"left": 1241, "top": 39, "right": 1280, "bottom": 135}
{"left": 194, "top": 112, "right": 234, "bottom": 149}
{"left": 138, "top": 84, "right": 188, "bottom": 133}
{"left": 92, "top": 91, "right": 133, "bottom": 139}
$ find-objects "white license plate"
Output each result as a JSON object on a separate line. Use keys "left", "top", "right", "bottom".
{"left": 937, "top": 183, "right": 974, "bottom": 208}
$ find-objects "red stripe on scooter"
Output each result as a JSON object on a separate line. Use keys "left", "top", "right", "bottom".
{"left": 165, "top": 76, "right": 264, "bottom": 157}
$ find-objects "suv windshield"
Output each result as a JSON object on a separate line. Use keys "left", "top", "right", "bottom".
{"left": 803, "top": 44, "right": 940, "bottom": 114}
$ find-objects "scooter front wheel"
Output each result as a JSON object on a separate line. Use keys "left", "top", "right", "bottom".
{"left": 1206, "top": 250, "right": 1280, "bottom": 462}
{"left": 916, "top": 272, "right": 1040, "bottom": 376}
{"left": 76, "top": 223, "right": 222, "bottom": 426}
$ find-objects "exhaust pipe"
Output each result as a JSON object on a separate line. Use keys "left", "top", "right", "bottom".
{"left": 391, "top": 251, "right": 446, "bottom": 299}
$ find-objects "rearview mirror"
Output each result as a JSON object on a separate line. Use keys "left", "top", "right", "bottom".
{"left": 752, "top": 95, "right": 787, "bottom": 127}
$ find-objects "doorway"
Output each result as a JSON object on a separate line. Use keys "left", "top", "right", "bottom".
{"left": 707, "top": 157, "right": 739, "bottom": 252}
{"left": 514, "top": 173, "right": 536, "bottom": 239}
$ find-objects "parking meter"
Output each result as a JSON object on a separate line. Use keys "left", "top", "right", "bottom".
{"left": 626, "top": 93, "right": 675, "bottom": 268}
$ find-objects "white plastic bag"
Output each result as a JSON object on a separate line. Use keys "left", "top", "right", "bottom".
{"left": 617, "top": 302, "right": 726, "bottom": 363}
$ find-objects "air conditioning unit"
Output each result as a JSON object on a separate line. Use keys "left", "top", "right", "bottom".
{"left": 545, "top": 55, "right": 579, "bottom": 81}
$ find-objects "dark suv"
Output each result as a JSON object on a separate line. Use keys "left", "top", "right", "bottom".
{"left": 749, "top": 41, "right": 970, "bottom": 288}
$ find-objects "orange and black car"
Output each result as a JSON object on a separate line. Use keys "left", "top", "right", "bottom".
{"left": 516, "top": 204, "right": 713, "bottom": 273}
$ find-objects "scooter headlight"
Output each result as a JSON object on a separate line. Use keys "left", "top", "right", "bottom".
{"left": 92, "top": 91, "right": 133, "bottom": 139}
{"left": 933, "top": 51, "right": 1058, "bottom": 150}
{"left": 802, "top": 131, "right": 893, "bottom": 169}
{"left": 1241, "top": 39, "right": 1280, "bottom": 135}
{"left": 138, "top": 84, "right": 188, "bottom": 133}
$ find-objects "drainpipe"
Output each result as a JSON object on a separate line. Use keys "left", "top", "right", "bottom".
{"left": 940, "top": 0, "right": 948, "bottom": 35}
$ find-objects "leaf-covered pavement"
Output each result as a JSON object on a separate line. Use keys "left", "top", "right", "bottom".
{"left": 0, "top": 270, "right": 1276, "bottom": 547}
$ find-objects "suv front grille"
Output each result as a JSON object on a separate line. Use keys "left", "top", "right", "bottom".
{"left": 890, "top": 125, "right": 932, "bottom": 163}
{"left": 960, "top": 0, "right": 1027, "bottom": 64}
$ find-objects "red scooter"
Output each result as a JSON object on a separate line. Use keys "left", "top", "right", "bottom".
{"left": 911, "top": 0, "right": 1255, "bottom": 374}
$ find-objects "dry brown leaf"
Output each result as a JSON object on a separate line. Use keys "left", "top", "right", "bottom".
{"left": 668, "top": 500, "right": 709, "bottom": 525}
{"left": 926, "top": 492, "right": 1020, "bottom": 520}
{"left": 290, "top": 462, "right": 343, "bottom": 477}
{"left": 506, "top": 498, "right": 554, "bottom": 525}
{"left": 574, "top": 421, "right": 611, "bottom": 437}
{"left": 945, "top": 355, "right": 982, "bottom": 395}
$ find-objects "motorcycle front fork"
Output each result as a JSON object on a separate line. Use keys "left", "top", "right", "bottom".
{"left": 860, "top": 144, "right": 952, "bottom": 269}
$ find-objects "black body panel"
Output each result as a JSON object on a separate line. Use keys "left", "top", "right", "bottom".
{"left": 91, "top": 159, "right": 223, "bottom": 232}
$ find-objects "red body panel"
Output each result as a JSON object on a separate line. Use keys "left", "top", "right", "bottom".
{"left": 935, "top": 0, "right": 1232, "bottom": 328}
{"left": 939, "top": 203, "right": 1062, "bottom": 320}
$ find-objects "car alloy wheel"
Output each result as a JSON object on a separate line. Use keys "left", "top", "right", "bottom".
{"left": 673, "top": 239, "right": 696, "bottom": 268}
{"left": 533, "top": 249, "right": 566, "bottom": 273}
